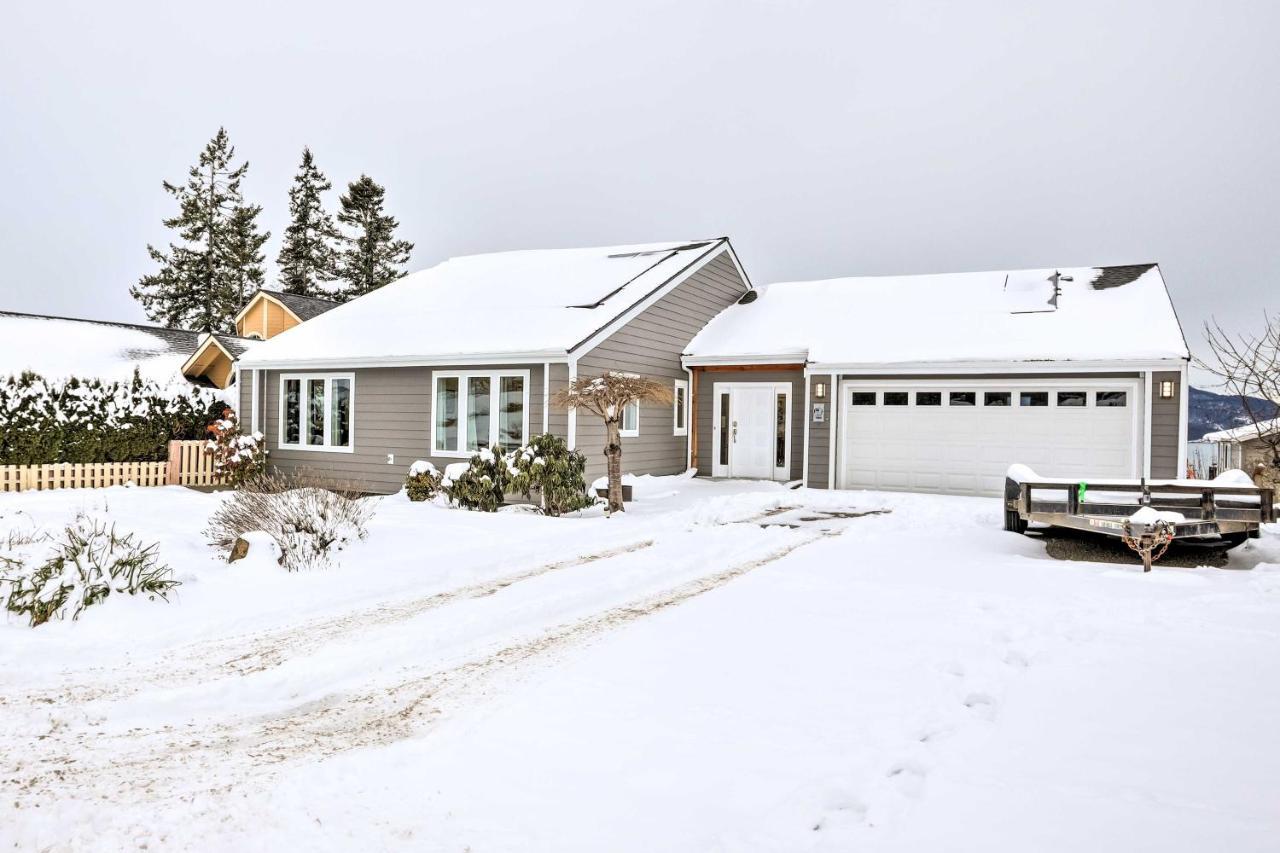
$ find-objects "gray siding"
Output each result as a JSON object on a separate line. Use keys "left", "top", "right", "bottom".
{"left": 1150, "top": 369, "right": 1182, "bottom": 478}
{"left": 694, "top": 367, "right": 804, "bottom": 481}
{"left": 806, "top": 374, "right": 832, "bottom": 489}
{"left": 574, "top": 250, "right": 748, "bottom": 483}
{"left": 238, "top": 370, "right": 253, "bottom": 420}
{"left": 260, "top": 364, "right": 559, "bottom": 494}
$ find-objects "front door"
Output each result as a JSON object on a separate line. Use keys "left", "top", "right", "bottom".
{"left": 713, "top": 382, "right": 791, "bottom": 480}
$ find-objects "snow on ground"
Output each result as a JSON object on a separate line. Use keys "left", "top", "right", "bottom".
{"left": 2, "top": 476, "right": 1279, "bottom": 851}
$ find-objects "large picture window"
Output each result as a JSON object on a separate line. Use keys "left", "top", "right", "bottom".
{"left": 280, "top": 373, "right": 354, "bottom": 451}
{"left": 432, "top": 370, "right": 530, "bottom": 456}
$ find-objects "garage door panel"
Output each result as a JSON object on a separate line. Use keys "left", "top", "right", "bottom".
{"left": 841, "top": 382, "right": 1139, "bottom": 497}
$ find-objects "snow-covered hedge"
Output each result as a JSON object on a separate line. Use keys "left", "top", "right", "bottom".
{"left": 205, "top": 472, "right": 373, "bottom": 571}
{"left": 0, "top": 369, "right": 223, "bottom": 465}
{"left": 0, "top": 516, "right": 178, "bottom": 627}
{"left": 405, "top": 460, "right": 442, "bottom": 502}
{"left": 439, "top": 434, "right": 593, "bottom": 515}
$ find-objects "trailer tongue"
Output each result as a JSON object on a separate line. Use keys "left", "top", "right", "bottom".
{"left": 1003, "top": 466, "right": 1276, "bottom": 571}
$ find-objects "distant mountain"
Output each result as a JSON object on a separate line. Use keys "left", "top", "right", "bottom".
{"left": 1189, "top": 386, "right": 1279, "bottom": 440}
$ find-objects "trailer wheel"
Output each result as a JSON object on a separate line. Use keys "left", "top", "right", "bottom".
{"left": 1003, "top": 508, "right": 1027, "bottom": 534}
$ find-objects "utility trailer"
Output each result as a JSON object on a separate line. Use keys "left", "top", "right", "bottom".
{"left": 1003, "top": 467, "right": 1276, "bottom": 571}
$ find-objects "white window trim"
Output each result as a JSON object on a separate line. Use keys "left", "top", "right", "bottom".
{"left": 430, "top": 369, "right": 532, "bottom": 458}
{"left": 278, "top": 372, "right": 356, "bottom": 453}
{"left": 673, "top": 379, "right": 689, "bottom": 437}
{"left": 250, "top": 369, "right": 261, "bottom": 435}
{"left": 620, "top": 400, "right": 640, "bottom": 438}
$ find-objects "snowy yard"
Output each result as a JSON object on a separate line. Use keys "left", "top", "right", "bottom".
{"left": 2, "top": 476, "right": 1279, "bottom": 852}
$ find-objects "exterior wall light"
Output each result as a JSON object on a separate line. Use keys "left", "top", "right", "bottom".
{"left": 1159, "top": 380, "right": 1175, "bottom": 399}
{"left": 814, "top": 381, "right": 827, "bottom": 400}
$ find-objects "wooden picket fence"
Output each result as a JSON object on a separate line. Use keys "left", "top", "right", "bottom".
{"left": 0, "top": 440, "right": 223, "bottom": 493}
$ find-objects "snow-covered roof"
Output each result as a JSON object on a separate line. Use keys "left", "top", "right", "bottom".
{"left": 238, "top": 239, "right": 730, "bottom": 367}
{"left": 686, "top": 263, "right": 1189, "bottom": 367}
{"left": 0, "top": 311, "right": 257, "bottom": 394}
{"left": 1202, "top": 417, "right": 1280, "bottom": 443}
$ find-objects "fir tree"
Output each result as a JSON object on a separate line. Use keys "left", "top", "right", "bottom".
{"left": 276, "top": 147, "right": 341, "bottom": 297}
{"left": 130, "top": 128, "right": 269, "bottom": 331}
{"left": 334, "top": 174, "right": 413, "bottom": 301}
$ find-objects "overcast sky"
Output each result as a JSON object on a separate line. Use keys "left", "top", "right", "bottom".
{"left": 2, "top": 0, "right": 1276, "bottom": 380}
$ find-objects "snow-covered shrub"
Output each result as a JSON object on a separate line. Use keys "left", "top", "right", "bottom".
{"left": 0, "top": 369, "right": 223, "bottom": 465}
{"left": 0, "top": 516, "right": 177, "bottom": 627}
{"left": 204, "top": 408, "right": 266, "bottom": 486}
{"left": 441, "top": 449, "right": 516, "bottom": 512}
{"left": 405, "top": 459, "right": 442, "bottom": 502}
{"left": 205, "top": 471, "right": 373, "bottom": 571}
{"left": 509, "top": 433, "right": 594, "bottom": 516}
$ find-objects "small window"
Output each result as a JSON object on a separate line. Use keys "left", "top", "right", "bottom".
{"left": 718, "top": 392, "right": 730, "bottom": 466}
{"left": 1097, "top": 391, "right": 1128, "bottom": 407}
{"left": 949, "top": 392, "right": 976, "bottom": 407}
{"left": 1057, "top": 391, "right": 1087, "bottom": 407}
{"left": 883, "top": 392, "right": 909, "bottom": 406}
{"left": 435, "top": 377, "right": 459, "bottom": 452}
{"left": 620, "top": 400, "right": 639, "bottom": 437}
{"left": 775, "top": 392, "right": 787, "bottom": 468}
{"left": 915, "top": 391, "right": 942, "bottom": 406}
{"left": 284, "top": 379, "right": 301, "bottom": 444}
{"left": 849, "top": 392, "right": 876, "bottom": 406}
{"left": 1020, "top": 391, "right": 1049, "bottom": 407}
{"left": 983, "top": 391, "right": 1011, "bottom": 407}
{"left": 673, "top": 380, "right": 688, "bottom": 436}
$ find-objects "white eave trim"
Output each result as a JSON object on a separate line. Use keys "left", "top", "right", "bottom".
{"left": 682, "top": 352, "right": 809, "bottom": 368}
{"left": 238, "top": 351, "right": 570, "bottom": 371}
{"left": 803, "top": 358, "right": 1190, "bottom": 376}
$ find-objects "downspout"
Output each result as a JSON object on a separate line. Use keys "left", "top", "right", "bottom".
{"left": 685, "top": 365, "right": 695, "bottom": 472}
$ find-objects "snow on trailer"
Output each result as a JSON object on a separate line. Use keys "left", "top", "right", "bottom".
{"left": 1003, "top": 464, "right": 1277, "bottom": 571}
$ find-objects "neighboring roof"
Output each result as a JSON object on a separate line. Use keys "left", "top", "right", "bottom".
{"left": 214, "top": 333, "right": 257, "bottom": 359}
{"left": 238, "top": 239, "right": 736, "bottom": 367}
{"left": 1202, "top": 418, "right": 1280, "bottom": 443}
{"left": 261, "top": 289, "right": 340, "bottom": 321}
{"left": 685, "top": 263, "right": 1190, "bottom": 367}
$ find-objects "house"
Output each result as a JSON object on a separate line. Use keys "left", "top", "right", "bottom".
{"left": 0, "top": 289, "right": 338, "bottom": 395}
{"left": 235, "top": 240, "right": 1191, "bottom": 497}
{"left": 1201, "top": 418, "right": 1279, "bottom": 479}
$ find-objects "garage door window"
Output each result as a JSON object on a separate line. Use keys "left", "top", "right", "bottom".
{"left": 983, "top": 391, "right": 1011, "bottom": 407}
{"left": 1097, "top": 391, "right": 1128, "bottom": 407}
{"left": 916, "top": 392, "right": 941, "bottom": 406}
{"left": 1020, "top": 391, "right": 1049, "bottom": 407}
{"left": 850, "top": 392, "right": 876, "bottom": 406}
{"left": 884, "top": 392, "right": 909, "bottom": 406}
{"left": 1057, "top": 391, "right": 1087, "bottom": 407}
{"left": 949, "top": 391, "right": 976, "bottom": 407}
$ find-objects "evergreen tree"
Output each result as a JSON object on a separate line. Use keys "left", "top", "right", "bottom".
{"left": 276, "top": 147, "right": 341, "bottom": 297}
{"left": 130, "top": 128, "right": 269, "bottom": 331}
{"left": 334, "top": 174, "right": 413, "bottom": 301}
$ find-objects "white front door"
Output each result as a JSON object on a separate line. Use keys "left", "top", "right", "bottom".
{"left": 712, "top": 382, "right": 792, "bottom": 481}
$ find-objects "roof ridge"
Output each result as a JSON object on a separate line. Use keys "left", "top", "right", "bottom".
{"left": 0, "top": 309, "right": 201, "bottom": 336}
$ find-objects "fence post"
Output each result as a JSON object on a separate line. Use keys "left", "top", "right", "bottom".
{"left": 166, "top": 440, "right": 182, "bottom": 486}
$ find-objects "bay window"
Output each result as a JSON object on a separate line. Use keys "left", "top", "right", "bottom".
{"left": 280, "top": 374, "right": 354, "bottom": 451}
{"left": 433, "top": 370, "right": 529, "bottom": 456}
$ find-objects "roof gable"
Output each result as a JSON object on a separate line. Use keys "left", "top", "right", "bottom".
{"left": 238, "top": 239, "right": 734, "bottom": 367}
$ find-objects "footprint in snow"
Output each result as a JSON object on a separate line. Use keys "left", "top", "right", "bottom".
{"left": 963, "top": 691, "right": 998, "bottom": 720}
{"left": 885, "top": 761, "right": 928, "bottom": 798}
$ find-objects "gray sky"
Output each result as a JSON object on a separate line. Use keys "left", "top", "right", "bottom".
{"left": 2, "top": 0, "right": 1276, "bottom": 381}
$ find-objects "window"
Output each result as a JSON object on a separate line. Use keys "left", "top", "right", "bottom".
{"left": 949, "top": 391, "right": 976, "bottom": 407}
{"left": 1057, "top": 391, "right": 1087, "bottom": 407}
{"left": 1020, "top": 391, "right": 1048, "bottom": 407}
{"left": 673, "top": 380, "right": 688, "bottom": 436}
{"left": 620, "top": 400, "right": 639, "bottom": 437}
{"left": 1097, "top": 390, "right": 1128, "bottom": 407}
{"left": 850, "top": 392, "right": 876, "bottom": 406}
{"left": 280, "top": 374, "right": 353, "bottom": 451}
{"left": 432, "top": 371, "right": 529, "bottom": 456}
{"left": 775, "top": 391, "right": 787, "bottom": 469}
{"left": 718, "top": 392, "right": 730, "bottom": 466}
{"left": 983, "top": 391, "right": 1011, "bottom": 407}
{"left": 883, "top": 392, "right": 909, "bottom": 406}
{"left": 916, "top": 391, "right": 942, "bottom": 406}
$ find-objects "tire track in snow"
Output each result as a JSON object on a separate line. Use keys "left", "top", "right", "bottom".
{"left": 9, "top": 538, "right": 655, "bottom": 707}
{"left": 4, "top": 526, "right": 838, "bottom": 811}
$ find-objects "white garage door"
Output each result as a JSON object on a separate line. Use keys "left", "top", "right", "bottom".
{"left": 839, "top": 380, "right": 1141, "bottom": 496}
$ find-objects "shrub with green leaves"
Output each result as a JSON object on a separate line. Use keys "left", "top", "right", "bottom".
{"left": 0, "top": 369, "right": 223, "bottom": 465}
{"left": 441, "top": 449, "right": 517, "bottom": 512}
{"left": 405, "top": 460, "right": 443, "bottom": 501}
{"left": 1, "top": 516, "right": 178, "bottom": 627}
{"left": 509, "top": 433, "right": 594, "bottom": 516}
